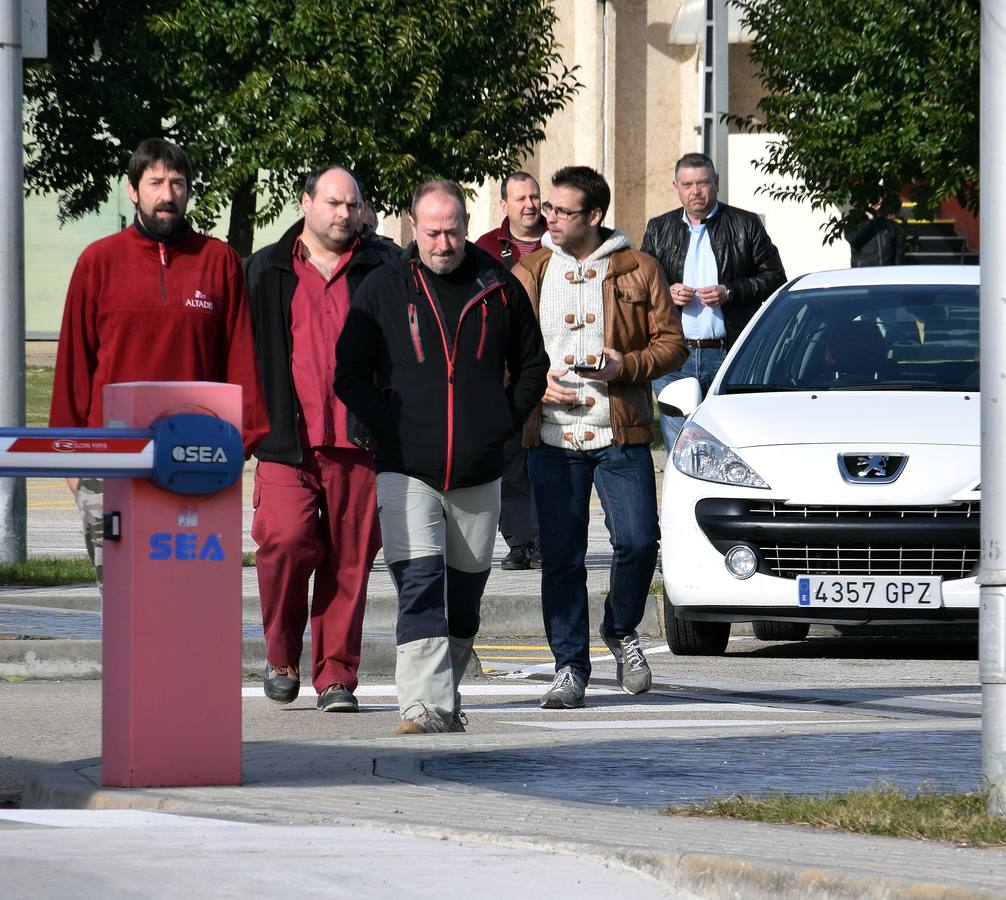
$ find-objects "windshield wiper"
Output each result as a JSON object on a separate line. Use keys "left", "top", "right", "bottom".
{"left": 823, "top": 383, "right": 971, "bottom": 392}
{"left": 720, "top": 384, "right": 805, "bottom": 394}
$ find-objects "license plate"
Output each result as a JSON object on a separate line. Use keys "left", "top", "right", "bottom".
{"left": 797, "top": 576, "right": 943, "bottom": 608}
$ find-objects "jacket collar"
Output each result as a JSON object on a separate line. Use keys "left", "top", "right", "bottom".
{"left": 268, "top": 217, "right": 392, "bottom": 272}
{"left": 518, "top": 240, "right": 639, "bottom": 281}
{"left": 132, "top": 214, "right": 191, "bottom": 244}
{"left": 403, "top": 240, "right": 507, "bottom": 290}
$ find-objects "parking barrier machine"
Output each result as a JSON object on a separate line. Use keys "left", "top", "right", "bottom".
{"left": 0, "top": 381, "right": 246, "bottom": 788}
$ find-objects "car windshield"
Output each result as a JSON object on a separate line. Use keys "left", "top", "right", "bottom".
{"left": 720, "top": 284, "right": 979, "bottom": 393}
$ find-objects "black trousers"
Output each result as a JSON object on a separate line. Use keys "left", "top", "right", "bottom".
{"left": 498, "top": 434, "right": 538, "bottom": 548}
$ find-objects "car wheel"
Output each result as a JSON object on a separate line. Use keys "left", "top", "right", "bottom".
{"left": 751, "top": 621, "right": 811, "bottom": 642}
{"left": 662, "top": 593, "right": 730, "bottom": 655}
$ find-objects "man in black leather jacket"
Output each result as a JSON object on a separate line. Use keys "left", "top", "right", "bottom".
{"left": 641, "top": 152, "right": 786, "bottom": 450}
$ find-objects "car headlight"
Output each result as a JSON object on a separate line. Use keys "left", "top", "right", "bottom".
{"left": 672, "top": 423, "right": 770, "bottom": 488}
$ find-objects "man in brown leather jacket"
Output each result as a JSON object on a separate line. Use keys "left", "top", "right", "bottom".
{"left": 513, "top": 166, "right": 687, "bottom": 710}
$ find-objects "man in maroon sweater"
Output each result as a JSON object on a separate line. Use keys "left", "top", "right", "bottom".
{"left": 475, "top": 172, "right": 545, "bottom": 570}
{"left": 49, "top": 138, "right": 267, "bottom": 584}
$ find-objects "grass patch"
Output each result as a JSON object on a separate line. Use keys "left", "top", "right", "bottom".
{"left": 0, "top": 553, "right": 255, "bottom": 586}
{"left": 664, "top": 785, "right": 1006, "bottom": 848}
{"left": 242, "top": 551, "right": 256, "bottom": 567}
{"left": 0, "top": 557, "right": 95, "bottom": 586}
{"left": 26, "top": 366, "right": 54, "bottom": 427}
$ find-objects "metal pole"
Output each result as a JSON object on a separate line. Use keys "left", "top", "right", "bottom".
{"left": 0, "top": 0, "right": 26, "bottom": 564}
{"left": 712, "top": 0, "right": 729, "bottom": 201}
{"left": 700, "top": 0, "right": 730, "bottom": 200}
{"left": 980, "top": 0, "right": 1006, "bottom": 817}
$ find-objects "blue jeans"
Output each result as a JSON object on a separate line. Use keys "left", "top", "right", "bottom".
{"left": 651, "top": 346, "right": 726, "bottom": 451}
{"left": 528, "top": 443, "right": 659, "bottom": 681}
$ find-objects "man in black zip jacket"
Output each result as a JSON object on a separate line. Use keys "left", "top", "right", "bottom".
{"left": 335, "top": 180, "right": 548, "bottom": 734}
{"left": 245, "top": 164, "right": 397, "bottom": 715}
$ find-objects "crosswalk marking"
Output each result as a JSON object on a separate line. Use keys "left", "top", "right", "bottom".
{"left": 241, "top": 683, "right": 624, "bottom": 699}
{"left": 509, "top": 718, "right": 871, "bottom": 731}
{"left": 476, "top": 644, "right": 609, "bottom": 652}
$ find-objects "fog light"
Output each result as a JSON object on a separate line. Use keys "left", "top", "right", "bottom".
{"left": 725, "top": 545, "right": 758, "bottom": 579}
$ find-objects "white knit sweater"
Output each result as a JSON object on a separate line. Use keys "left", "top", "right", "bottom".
{"left": 538, "top": 228, "right": 632, "bottom": 450}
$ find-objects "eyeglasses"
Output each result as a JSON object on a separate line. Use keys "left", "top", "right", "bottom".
{"left": 541, "top": 202, "right": 588, "bottom": 220}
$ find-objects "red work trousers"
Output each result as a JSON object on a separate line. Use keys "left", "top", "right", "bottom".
{"left": 252, "top": 447, "right": 381, "bottom": 693}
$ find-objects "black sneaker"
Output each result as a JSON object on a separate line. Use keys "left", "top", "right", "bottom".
{"left": 501, "top": 546, "right": 530, "bottom": 570}
{"left": 528, "top": 542, "right": 542, "bottom": 569}
{"left": 317, "top": 683, "right": 359, "bottom": 712}
{"left": 263, "top": 662, "right": 300, "bottom": 705}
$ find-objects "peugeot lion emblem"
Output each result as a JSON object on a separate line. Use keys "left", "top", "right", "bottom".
{"left": 838, "top": 453, "right": 907, "bottom": 485}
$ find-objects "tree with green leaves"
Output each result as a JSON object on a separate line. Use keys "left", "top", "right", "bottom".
{"left": 731, "top": 0, "right": 979, "bottom": 243}
{"left": 25, "top": 0, "right": 580, "bottom": 255}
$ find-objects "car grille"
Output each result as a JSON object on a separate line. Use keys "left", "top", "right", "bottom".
{"left": 758, "top": 543, "right": 979, "bottom": 578}
{"left": 749, "top": 502, "right": 980, "bottom": 520}
{"left": 694, "top": 500, "right": 980, "bottom": 580}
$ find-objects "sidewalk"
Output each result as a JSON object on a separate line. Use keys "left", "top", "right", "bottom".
{"left": 9, "top": 460, "right": 1005, "bottom": 898}
{"left": 19, "top": 710, "right": 1005, "bottom": 899}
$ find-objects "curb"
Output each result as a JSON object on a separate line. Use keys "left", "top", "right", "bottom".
{"left": 19, "top": 759, "right": 998, "bottom": 900}
{"left": 0, "top": 635, "right": 399, "bottom": 680}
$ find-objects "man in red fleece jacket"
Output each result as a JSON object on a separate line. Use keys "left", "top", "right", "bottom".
{"left": 49, "top": 138, "right": 267, "bottom": 584}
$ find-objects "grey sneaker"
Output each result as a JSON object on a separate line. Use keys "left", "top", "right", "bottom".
{"left": 604, "top": 630, "right": 652, "bottom": 695}
{"left": 449, "top": 708, "right": 469, "bottom": 733}
{"left": 317, "top": 683, "right": 359, "bottom": 712}
{"left": 263, "top": 662, "right": 300, "bottom": 705}
{"left": 540, "top": 666, "right": 586, "bottom": 709}
{"left": 395, "top": 711, "right": 448, "bottom": 734}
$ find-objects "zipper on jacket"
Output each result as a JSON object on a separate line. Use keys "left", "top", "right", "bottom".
{"left": 475, "top": 301, "right": 488, "bottom": 360}
{"left": 415, "top": 272, "right": 505, "bottom": 491}
{"left": 443, "top": 284, "right": 505, "bottom": 488}
{"left": 158, "top": 243, "right": 167, "bottom": 302}
{"left": 408, "top": 304, "right": 425, "bottom": 362}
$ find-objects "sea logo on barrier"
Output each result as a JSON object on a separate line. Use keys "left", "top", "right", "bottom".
{"left": 171, "top": 445, "right": 229, "bottom": 464}
{"left": 149, "top": 532, "right": 225, "bottom": 561}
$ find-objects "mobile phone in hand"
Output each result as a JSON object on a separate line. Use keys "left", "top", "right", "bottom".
{"left": 571, "top": 354, "right": 605, "bottom": 374}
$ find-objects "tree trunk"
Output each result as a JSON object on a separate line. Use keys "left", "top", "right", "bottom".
{"left": 226, "top": 178, "right": 257, "bottom": 257}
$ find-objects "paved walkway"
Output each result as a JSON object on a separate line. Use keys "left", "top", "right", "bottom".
{"left": 8, "top": 666, "right": 999, "bottom": 900}
{"left": 8, "top": 462, "right": 1006, "bottom": 898}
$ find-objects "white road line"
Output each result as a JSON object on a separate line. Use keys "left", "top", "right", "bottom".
{"left": 241, "top": 683, "right": 626, "bottom": 699}
{"left": 506, "top": 718, "right": 872, "bottom": 731}
{"left": 462, "top": 702, "right": 803, "bottom": 715}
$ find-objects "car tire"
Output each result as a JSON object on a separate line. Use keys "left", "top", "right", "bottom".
{"left": 751, "top": 621, "right": 811, "bottom": 642}
{"left": 663, "top": 593, "right": 730, "bottom": 655}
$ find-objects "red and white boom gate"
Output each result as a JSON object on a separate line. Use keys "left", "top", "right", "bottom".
{"left": 0, "top": 382, "right": 245, "bottom": 788}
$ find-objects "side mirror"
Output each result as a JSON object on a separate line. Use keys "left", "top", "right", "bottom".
{"left": 657, "top": 377, "right": 702, "bottom": 418}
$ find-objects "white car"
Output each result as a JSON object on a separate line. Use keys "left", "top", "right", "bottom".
{"left": 658, "top": 266, "right": 980, "bottom": 655}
